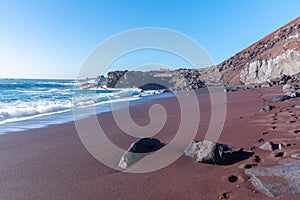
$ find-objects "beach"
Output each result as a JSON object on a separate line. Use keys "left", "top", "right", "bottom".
{"left": 1, "top": 86, "right": 300, "bottom": 199}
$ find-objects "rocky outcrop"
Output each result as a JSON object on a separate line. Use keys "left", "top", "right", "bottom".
{"left": 240, "top": 49, "right": 300, "bottom": 84}
{"left": 106, "top": 70, "right": 128, "bottom": 88}
{"left": 106, "top": 68, "right": 205, "bottom": 91}
{"left": 104, "top": 17, "right": 300, "bottom": 88}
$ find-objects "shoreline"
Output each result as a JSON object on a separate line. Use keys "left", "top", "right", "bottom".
{"left": 0, "top": 89, "right": 175, "bottom": 135}
{"left": 1, "top": 86, "right": 300, "bottom": 199}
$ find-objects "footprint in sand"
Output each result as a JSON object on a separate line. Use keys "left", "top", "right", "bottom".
{"left": 219, "top": 192, "right": 230, "bottom": 199}
{"left": 228, "top": 175, "right": 238, "bottom": 183}
{"left": 258, "top": 138, "right": 264, "bottom": 143}
{"left": 262, "top": 131, "right": 269, "bottom": 135}
{"left": 294, "top": 130, "right": 300, "bottom": 134}
{"left": 286, "top": 143, "right": 296, "bottom": 147}
{"left": 274, "top": 152, "right": 285, "bottom": 158}
{"left": 254, "top": 155, "right": 261, "bottom": 163}
{"left": 241, "top": 163, "right": 257, "bottom": 169}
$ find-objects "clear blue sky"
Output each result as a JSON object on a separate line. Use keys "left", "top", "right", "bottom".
{"left": 0, "top": 0, "right": 299, "bottom": 79}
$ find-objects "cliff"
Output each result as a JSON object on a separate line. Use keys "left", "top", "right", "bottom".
{"left": 213, "top": 16, "right": 300, "bottom": 85}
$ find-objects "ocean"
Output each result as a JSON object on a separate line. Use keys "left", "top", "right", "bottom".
{"left": 0, "top": 79, "right": 172, "bottom": 134}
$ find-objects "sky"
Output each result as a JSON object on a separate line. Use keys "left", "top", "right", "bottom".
{"left": 0, "top": 0, "right": 299, "bottom": 79}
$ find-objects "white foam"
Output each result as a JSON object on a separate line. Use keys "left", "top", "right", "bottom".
{"left": 0, "top": 100, "right": 72, "bottom": 124}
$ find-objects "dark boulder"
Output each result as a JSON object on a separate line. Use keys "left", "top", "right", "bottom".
{"left": 118, "top": 138, "right": 165, "bottom": 169}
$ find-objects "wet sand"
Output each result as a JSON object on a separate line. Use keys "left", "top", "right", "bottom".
{"left": 1, "top": 86, "right": 300, "bottom": 199}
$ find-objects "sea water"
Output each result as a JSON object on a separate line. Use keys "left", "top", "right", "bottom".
{"left": 0, "top": 79, "right": 173, "bottom": 134}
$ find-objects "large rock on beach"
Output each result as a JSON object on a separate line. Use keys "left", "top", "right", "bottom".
{"left": 118, "top": 138, "right": 165, "bottom": 169}
{"left": 245, "top": 162, "right": 300, "bottom": 197}
{"left": 185, "top": 140, "right": 244, "bottom": 165}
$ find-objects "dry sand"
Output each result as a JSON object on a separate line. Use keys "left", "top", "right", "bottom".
{"left": 1, "top": 86, "right": 300, "bottom": 199}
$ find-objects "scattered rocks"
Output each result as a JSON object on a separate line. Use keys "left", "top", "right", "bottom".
{"left": 258, "top": 105, "right": 275, "bottom": 112}
{"left": 245, "top": 162, "right": 300, "bottom": 197}
{"left": 118, "top": 138, "right": 165, "bottom": 169}
{"left": 259, "top": 141, "right": 282, "bottom": 151}
{"left": 224, "top": 85, "right": 255, "bottom": 93}
{"left": 185, "top": 140, "right": 244, "bottom": 165}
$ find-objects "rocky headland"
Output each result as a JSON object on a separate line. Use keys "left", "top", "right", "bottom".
{"left": 103, "top": 17, "right": 300, "bottom": 91}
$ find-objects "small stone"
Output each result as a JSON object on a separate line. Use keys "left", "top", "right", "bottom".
{"left": 259, "top": 105, "right": 275, "bottom": 112}
{"left": 259, "top": 141, "right": 282, "bottom": 151}
{"left": 291, "top": 153, "right": 300, "bottom": 159}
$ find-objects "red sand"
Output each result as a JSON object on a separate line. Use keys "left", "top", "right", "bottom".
{"left": 1, "top": 86, "right": 300, "bottom": 199}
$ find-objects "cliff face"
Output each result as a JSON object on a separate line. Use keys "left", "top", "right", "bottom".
{"left": 211, "top": 16, "right": 300, "bottom": 85}
{"left": 240, "top": 49, "right": 300, "bottom": 84}
{"left": 106, "top": 69, "right": 205, "bottom": 91}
